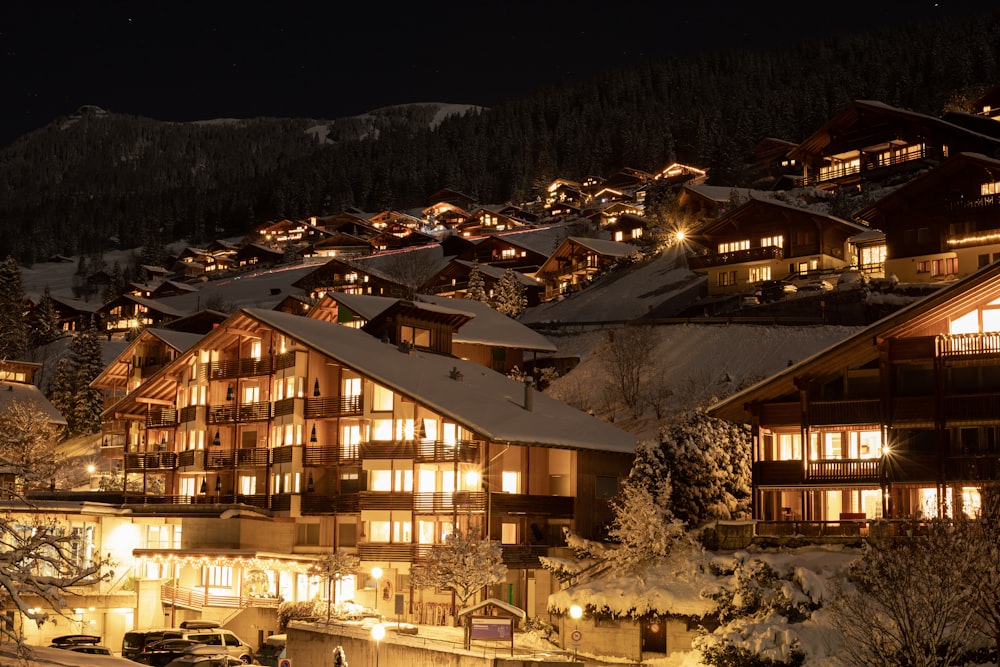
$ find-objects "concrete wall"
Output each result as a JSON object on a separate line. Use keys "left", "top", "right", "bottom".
{"left": 287, "top": 622, "right": 576, "bottom": 667}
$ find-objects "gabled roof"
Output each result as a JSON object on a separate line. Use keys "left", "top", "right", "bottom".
{"left": 561, "top": 237, "right": 641, "bottom": 258}
{"left": 698, "top": 197, "right": 870, "bottom": 237}
{"left": 708, "top": 260, "right": 1000, "bottom": 423}
{"left": 0, "top": 381, "right": 67, "bottom": 426}
{"left": 118, "top": 308, "right": 635, "bottom": 453}
{"left": 91, "top": 327, "right": 204, "bottom": 388}
{"left": 416, "top": 295, "right": 557, "bottom": 352}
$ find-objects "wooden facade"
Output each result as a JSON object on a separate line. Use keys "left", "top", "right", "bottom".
{"left": 709, "top": 261, "right": 1000, "bottom": 526}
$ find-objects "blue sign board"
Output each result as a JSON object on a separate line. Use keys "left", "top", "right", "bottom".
{"left": 470, "top": 616, "right": 513, "bottom": 640}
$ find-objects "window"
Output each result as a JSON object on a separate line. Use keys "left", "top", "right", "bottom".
{"left": 372, "top": 384, "right": 393, "bottom": 411}
{"left": 761, "top": 235, "right": 784, "bottom": 248}
{"left": 371, "top": 419, "right": 393, "bottom": 441}
{"left": 400, "top": 325, "right": 431, "bottom": 348}
{"left": 595, "top": 476, "right": 617, "bottom": 500}
{"left": 501, "top": 523, "right": 518, "bottom": 544}
{"left": 297, "top": 523, "right": 319, "bottom": 545}
{"left": 717, "top": 271, "right": 737, "bottom": 287}
{"left": 919, "top": 257, "right": 958, "bottom": 276}
{"left": 341, "top": 424, "right": 361, "bottom": 459}
{"left": 748, "top": 266, "right": 771, "bottom": 283}
{"left": 203, "top": 566, "right": 233, "bottom": 588}
{"left": 718, "top": 240, "right": 750, "bottom": 254}
{"left": 239, "top": 475, "right": 256, "bottom": 495}
{"left": 371, "top": 470, "right": 392, "bottom": 491}
{"left": 982, "top": 181, "right": 1000, "bottom": 196}
{"left": 502, "top": 471, "right": 519, "bottom": 494}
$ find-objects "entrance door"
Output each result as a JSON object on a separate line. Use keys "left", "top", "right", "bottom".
{"left": 641, "top": 617, "right": 666, "bottom": 653}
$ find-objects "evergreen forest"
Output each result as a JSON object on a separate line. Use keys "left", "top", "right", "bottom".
{"left": 1, "top": 10, "right": 999, "bottom": 263}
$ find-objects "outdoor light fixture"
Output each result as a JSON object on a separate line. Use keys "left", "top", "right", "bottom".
{"left": 213, "top": 430, "right": 221, "bottom": 447}
{"left": 314, "top": 378, "right": 320, "bottom": 396}
{"left": 226, "top": 384, "right": 234, "bottom": 401}
{"left": 310, "top": 425, "right": 317, "bottom": 443}
{"left": 200, "top": 477, "right": 207, "bottom": 494}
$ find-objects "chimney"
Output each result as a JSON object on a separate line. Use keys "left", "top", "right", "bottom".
{"left": 523, "top": 376, "right": 534, "bottom": 411}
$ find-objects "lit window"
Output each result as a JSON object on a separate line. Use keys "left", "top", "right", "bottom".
{"left": 980, "top": 181, "right": 1000, "bottom": 196}
{"left": 718, "top": 240, "right": 750, "bottom": 253}
{"left": 501, "top": 523, "right": 518, "bottom": 544}
{"left": 761, "top": 235, "right": 784, "bottom": 248}
{"left": 371, "top": 470, "right": 392, "bottom": 491}
{"left": 502, "top": 471, "right": 519, "bottom": 494}
{"left": 372, "top": 384, "right": 393, "bottom": 411}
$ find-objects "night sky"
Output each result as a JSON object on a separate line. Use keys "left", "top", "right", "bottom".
{"left": 1, "top": 1, "right": 998, "bottom": 148}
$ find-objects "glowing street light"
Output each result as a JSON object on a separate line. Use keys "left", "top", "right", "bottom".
{"left": 569, "top": 604, "right": 583, "bottom": 658}
{"left": 371, "top": 622, "right": 385, "bottom": 667}
{"left": 372, "top": 567, "right": 383, "bottom": 613}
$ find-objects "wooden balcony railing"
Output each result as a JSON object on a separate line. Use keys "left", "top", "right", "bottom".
{"left": 360, "top": 441, "right": 415, "bottom": 459}
{"left": 687, "top": 245, "right": 784, "bottom": 271}
{"left": 179, "top": 405, "right": 201, "bottom": 424}
{"left": 272, "top": 446, "right": 293, "bottom": 464}
{"left": 146, "top": 408, "right": 177, "bottom": 428}
{"left": 807, "top": 400, "right": 881, "bottom": 426}
{"left": 413, "top": 491, "right": 487, "bottom": 513}
{"left": 490, "top": 493, "right": 574, "bottom": 517}
{"left": 161, "top": 584, "right": 281, "bottom": 610}
{"left": 124, "top": 452, "right": 178, "bottom": 471}
{"left": 500, "top": 545, "right": 550, "bottom": 567}
{"left": 305, "top": 395, "right": 363, "bottom": 418}
{"left": 236, "top": 448, "right": 269, "bottom": 466}
{"left": 358, "top": 491, "right": 413, "bottom": 511}
{"left": 807, "top": 458, "right": 881, "bottom": 482}
{"left": 208, "top": 401, "right": 272, "bottom": 424}
{"left": 205, "top": 448, "right": 236, "bottom": 469}
{"left": 753, "top": 460, "right": 805, "bottom": 486}
{"left": 414, "top": 440, "right": 481, "bottom": 463}
{"left": 303, "top": 445, "right": 350, "bottom": 466}
{"left": 208, "top": 356, "right": 274, "bottom": 380}
{"left": 301, "top": 494, "right": 360, "bottom": 514}
{"left": 357, "top": 543, "right": 417, "bottom": 561}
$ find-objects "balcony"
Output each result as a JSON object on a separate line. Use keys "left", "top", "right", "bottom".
{"left": 305, "top": 395, "right": 363, "bottom": 418}
{"left": 124, "top": 452, "right": 177, "bottom": 471}
{"left": 146, "top": 408, "right": 177, "bottom": 428}
{"left": 179, "top": 405, "right": 204, "bottom": 424}
{"left": 687, "top": 245, "right": 784, "bottom": 271}
{"left": 161, "top": 584, "right": 280, "bottom": 610}
{"left": 358, "top": 491, "right": 413, "bottom": 511}
{"left": 794, "top": 145, "right": 940, "bottom": 188}
{"left": 500, "top": 545, "right": 550, "bottom": 567}
{"left": 807, "top": 458, "right": 881, "bottom": 483}
{"left": 301, "top": 493, "right": 359, "bottom": 514}
{"left": 413, "top": 491, "right": 487, "bottom": 513}
{"left": 236, "top": 447, "right": 270, "bottom": 467}
{"left": 807, "top": 400, "right": 881, "bottom": 426}
{"left": 206, "top": 356, "right": 275, "bottom": 380}
{"left": 360, "top": 441, "right": 415, "bottom": 459}
{"left": 208, "top": 401, "right": 272, "bottom": 424}
{"left": 490, "top": 493, "right": 574, "bottom": 517}
{"left": 357, "top": 543, "right": 418, "bottom": 561}
{"left": 413, "top": 439, "right": 481, "bottom": 463}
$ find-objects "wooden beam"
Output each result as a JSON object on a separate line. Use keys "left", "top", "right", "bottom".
{"left": 137, "top": 397, "right": 175, "bottom": 407}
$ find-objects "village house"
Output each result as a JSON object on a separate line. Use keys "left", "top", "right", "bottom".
{"left": 709, "top": 260, "right": 1000, "bottom": 533}
{"left": 534, "top": 237, "right": 641, "bottom": 302}
{"left": 685, "top": 197, "right": 870, "bottom": 297}
{"left": 787, "top": 99, "right": 1000, "bottom": 192}
{"left": 853, "top": 152, "right": 1000, "bottom": 283}
{"left": 421, "top": 259, "right": 544, "bottom": 308}
{"left": 97, "top": 307, "right": 635, "bottom": 632}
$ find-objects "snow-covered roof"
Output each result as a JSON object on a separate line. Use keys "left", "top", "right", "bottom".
{"left": 153, "top": 264, "right": 318, "bottom": 314}
{"left": 416, "top": 295, "right": 557, "bottom": 352}
{"left": 244, "top": 308, "right": 636, "bottom": 453}
{"left": 0, "top": 381, "right": 67, "bottom": 426}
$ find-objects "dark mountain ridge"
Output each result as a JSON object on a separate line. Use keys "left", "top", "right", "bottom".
{"left": 2, "top": 10, "right": 999, "bottom": 263}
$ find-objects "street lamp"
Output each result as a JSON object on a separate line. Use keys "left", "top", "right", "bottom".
{"left": 371, "top": 622, "right": 385, "bottom": 667}
{"left": 569, "top": 604, "right": 583, "bottom": 659}
{"left": 372, "top": 567, "right": 383, "bottom": 614}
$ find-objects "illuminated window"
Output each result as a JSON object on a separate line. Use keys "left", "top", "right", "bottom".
{"left": 718, "top": 240, "right": 750, "bottom": 253}
{"left": 748, "top": 266, "right": 771, "bottom": 283}
{"left": 341, "top": 424, "right": 361, "bottom": 459}
{"left": 717, "top": 271, "right": 738, "bottom": 287}
{"left": 371, "top": 470, "right": 392, "bottom": 491}
{"left": 239, "top": 475, "right": 256, "bottom": 495}
{"left": 981, "top": 181, "right": 1000, "bottom": 196}
{"left": 501, "top": 523, "right": 518, "bottom": 544}
{"left": 761, "top": 235, "right": 784, "bottom": 248}
{"left": 400, "top": 326, "right": 431, "bottom": 348}
{"left": 371, "top": 419, "right": 393, "bottom": 441}
{"left": 372, "top": 384, "right": 393, "bottom": 411}
{"left": 502, "top": 471, "right": 519, "bottom": 494}
{"left": 777, "top": 433, "right": 802, "bottom": 460}
{"left": 370, "top": 521, "right": 390, "bottom": 542}
{"left": 203, "top": 566, "right": 233, "bottom": 588}
{"left": 500, "top": 248, "right": 515, "bottom": 259}
{"left": 418, "top": 521, "right": 436, "bottom": 544}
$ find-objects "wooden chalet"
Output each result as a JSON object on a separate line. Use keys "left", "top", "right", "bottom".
{"left": 367, "top": 210, "right": 424, "bottom": 231}
{"left": 606, "top": 212, "right": 646, "bottom": 244}
{"left": 709, "top": 260, "right": 1000, "bottom": 532}
{"left": 304, "top": 231, "right": 375, "bottom": 260}
{"left": 651, "top": 162, "right": 708, "bottom": 186}
{"left": 102, "top": 307, "right": 635, "bottom": 615}
{"left": 745, "top": 137, "right": 801, "bottom": 190}
{"left": 686, "top": 198, "right": 869, "bottom": 296}
{"left": 600, "top": 167, "right": 654, "bottom": 194}
{"left": 98, "top": 294, "right": 189, "bottom": 337}
{"left": 787, "top": 100, "right": 1000, "bottom": 192}
{"left": 291, "top": 257, "right": 413, "bottom": 300}
{"left": 423, "top": 201, "right": 472, "bottom": 229}
{"left": 46, "top": 295, "right": 100, "bottom": 333}
{"left": 421, "top": 259, "right": 543, "bottom": 308}
{"left": 591, "top": 201, "right": 643, "bottom": 228}
{"left": 426, "top": 188, "right": 478, "bottom": 211}
{"left": 456, "top": 206, "right": 527, "bottom": 237}
{"left": 534, "top": 237, "right": 640, "bottom": 302}
{"left": 854, "top": 152, "right": 1000, "bottom": 283}
{"left": 970, "top": 81, "right": 1000, "bottom": 120}
{"left": 544, "top": 179, "right": 584, "bottom": 208}
{"left": 455, "top": 233, "right": 550, "bottom": 272}
{"left": 235, "top": 243, "right": 284, "bottom": 271}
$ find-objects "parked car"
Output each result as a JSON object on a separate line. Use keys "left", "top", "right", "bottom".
{"left": 49, "top": 634, "right": 113, "bottom": 655}
{"left": 134, "top": 638, "right": 205, "bottom": 666}
{"left": 798, "top": 279, "right": 833, "bottom": 293}
{"left": 757, "top": 280, "right": 797, "bottom": 302}
{"left": 163, "top": 652, "right": 244, "bottom": 667}
{"left": 254, "top": 634, "right": 286, "bottom": 667}
{"left": 123, "top": 622, "right": 254, "bottom": 664}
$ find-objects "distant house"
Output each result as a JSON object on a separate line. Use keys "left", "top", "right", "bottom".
{"left": 686, "top": 198, "right": 869, "bottom": 296}
{"left": 605, "top": 213, "right": 646, "bottom": 244}
{"left": 235, "top": 244, "right": 284, "bottom": 270}
{"left": 421, "top": 259, "right": 543, "bottom": 308}
{"left": 455, "top": 234, "right": 550, "bottom": 272}
{"left": 787, "top": 100, "right": 1000, "bottom": 192}
{"left": 97, "top": 294, "right": 189, "bottom": 337}
{"left": 534, "top": 237, "right": 641, "bottom": 302}
{"left": 854, "top": 152, "right": 1000, "bottom": 283}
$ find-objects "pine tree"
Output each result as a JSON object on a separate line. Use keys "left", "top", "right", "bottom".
{"left": 494, "top": 268, "right": 527, "bottom": 317}
{"left": 658, "top": 409, "right": 752, "bottom": 526}
{"left": 31, "top": 285, "right": 62, "bottom": 347}
{"left": 465, "top": 262, "right": 489, "bottom": 303}
{"left": 0, "top": 256, "right": 29, "bottom": 360}
{"left": 69, "top": 319, "right": 105, "bottom": 436}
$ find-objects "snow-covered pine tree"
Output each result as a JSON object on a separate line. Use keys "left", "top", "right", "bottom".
{"left": 658, "top": 409, "right": 752, "bottom": 526}
{"left": 494, "top": 268, "right": 527, "bottom": 317}
{"left": 63, "top": 318, "right": 105, "bottom": 436}
{"left": 31, "top": 285, "right": 62, "bottom": 347}
{"left": 0, "top": 256, "right": 29, "bottom": 360}
{"left": 606, "top": 440, "right": 687, "bottom": 572}
{"left": 465, "top": 261, "right": 489, "bottom": 303}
